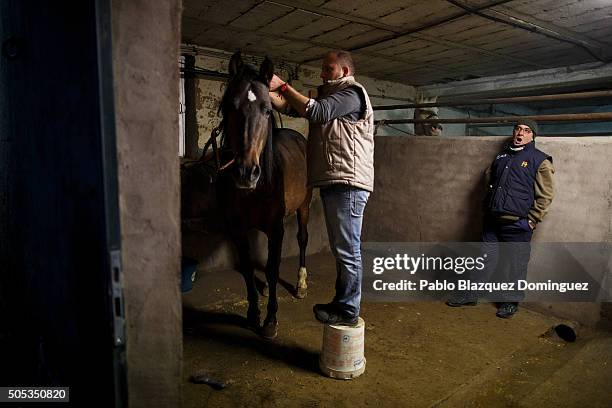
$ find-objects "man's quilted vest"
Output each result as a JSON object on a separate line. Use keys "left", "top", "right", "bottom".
{"left": 486, "top": 141, "right": 552, "bottom": 218}
{"left": 307, "top": 76, "right": 375, "bottom": 192}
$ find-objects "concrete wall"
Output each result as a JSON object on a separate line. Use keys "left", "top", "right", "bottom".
{"left": 112, "top": 1, "right": 182, "bottom": 406}
{"left": 363, "top": 136, "right": 612, "bottom": 326}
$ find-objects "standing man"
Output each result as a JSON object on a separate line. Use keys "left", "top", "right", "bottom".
{"left": 269, "top": 50, "right": 374, "bottom": 326}
{"left": 447, "top": 119, "right": 554, "bottom": 318}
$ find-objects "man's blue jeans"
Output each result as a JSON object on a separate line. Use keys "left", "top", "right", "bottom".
{"left": 320, "top": 185, "right": 370, "bottom": 317}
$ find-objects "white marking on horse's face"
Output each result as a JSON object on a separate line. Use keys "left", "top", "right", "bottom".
{"left": 247, "top": 89, "right": 257, "bottom": 102}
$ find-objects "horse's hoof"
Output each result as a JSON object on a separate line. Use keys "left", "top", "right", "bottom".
{"left": 295, "top": 286, "right": 307, "bottom": 299}
{"left": 260, "top": 320, "right": 278, "bottom": 340}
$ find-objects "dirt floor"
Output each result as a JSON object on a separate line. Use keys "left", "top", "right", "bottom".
{"left": 182, "top": 252, "right": 612, "bottom": 408}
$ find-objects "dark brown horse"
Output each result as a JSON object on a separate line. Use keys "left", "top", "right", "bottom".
{"left": 215, "top": 52, "right": 312, "bottom": 339}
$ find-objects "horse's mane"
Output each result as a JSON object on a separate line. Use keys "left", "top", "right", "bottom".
{"left": 218, "top": 64, "right": 277, "bottom": 189}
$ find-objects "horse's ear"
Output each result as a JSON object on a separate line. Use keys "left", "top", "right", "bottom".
{"left": 259, "top": 56, "right": 274, "bottom": 86}
{"left": 229, "top": 51, "right": 243, "bottom": 78}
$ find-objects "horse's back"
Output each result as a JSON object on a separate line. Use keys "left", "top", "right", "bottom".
{"left": 274, "top": 128, "right": 306, "bottom": 157}
{"left": 273, "top": 128, "right": 309, "bottom": 214}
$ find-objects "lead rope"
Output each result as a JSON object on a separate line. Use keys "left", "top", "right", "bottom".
{"left": 199, "top": 123, "right": 236, "bottom": 173}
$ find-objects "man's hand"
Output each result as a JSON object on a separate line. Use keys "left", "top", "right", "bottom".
{"left": 269, "top": 74, "right": 285, "bottom": 91}
{"left": 269, "top": 90, "right": 289, "bottom": 113}
{"left": 268, "top": 75, "right": 310, "bottom": 117}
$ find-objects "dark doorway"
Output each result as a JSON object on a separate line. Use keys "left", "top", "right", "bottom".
{"left": 0, "top": 1, "right": 126, "bottom": 406}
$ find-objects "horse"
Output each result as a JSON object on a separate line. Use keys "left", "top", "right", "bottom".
{"left": 213, "top": 51, "right": 312, "bottom": 339}
{"left": 414, "top": 108, "right": 443, "bottom": 136}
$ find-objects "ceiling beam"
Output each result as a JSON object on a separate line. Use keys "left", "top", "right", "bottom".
{"left": 345, "top": 0, "right": 515, "bottom": 52}
{"left": 445, "top": 0, "right": 610, "bottom": 63}
{"left": 194, "top": 20, "right": 482, "bottom": 80}
{"left": 267, "top": 0, "right": 401, "bottom": 33}
{"left": 409, "top": 32, "right": 550, "bottom": 70}
{"left": 272, "top": 0, "right": 546, "bottom": 69}
{"left": 269, "top": 0, "right": 511, "bottom": 37}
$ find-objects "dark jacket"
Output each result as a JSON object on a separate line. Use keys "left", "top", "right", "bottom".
{"left": 485, "top": 141, "right": 553, "bottom": 222}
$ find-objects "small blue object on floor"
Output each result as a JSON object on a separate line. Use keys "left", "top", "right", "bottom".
{"left": 181, "top": 257, "right": 198, "bottom": 293}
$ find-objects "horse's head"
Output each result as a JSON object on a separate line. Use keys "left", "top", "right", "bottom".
{"left": 414, "top": 108, "right": 443, "bottom": 136}
{"left": 220, "top": 51, "right": 274, "bottom": 190}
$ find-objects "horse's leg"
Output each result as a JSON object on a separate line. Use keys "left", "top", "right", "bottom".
{"left": 232, "top": 232, "right": 260, "bottom": 330}
{"left": 262, "top": 223, "right": 283, "bottom": 339}
{"left": 260, "top": 259, "right": 270, "bottom": 297}
{"left": 295, "top": 188, "right": 312, "bottom": 299}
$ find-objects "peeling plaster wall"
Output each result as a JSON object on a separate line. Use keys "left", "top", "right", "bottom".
{"left": 363, "top": 136, "right": 612, "bottom": 326}
{"left": 112, "top": 1, "right": 182, "bottom": 406}
{"left": 192, "top": 53, "right": 226, "bottom": 149}
{"left": 182, "top": 50, "right": 309, "bottom": 155}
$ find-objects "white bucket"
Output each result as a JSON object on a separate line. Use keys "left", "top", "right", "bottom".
{"left": 319, "top": 317, "right": 366, "bottom": 379}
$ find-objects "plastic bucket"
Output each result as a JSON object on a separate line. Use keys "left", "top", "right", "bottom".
{"left": 319, "top": 317, "right": 366, "bottom": 379}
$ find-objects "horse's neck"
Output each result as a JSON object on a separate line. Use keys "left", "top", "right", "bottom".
{"left": 254, "top": 118, "right": 278, "bottom": 191}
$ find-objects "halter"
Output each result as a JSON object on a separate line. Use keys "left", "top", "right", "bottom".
{"left": 198, "top": 122, "right": 236, "bottom": 173}
{"left": 208, "top": 65, "right": 276, "bottom": 180}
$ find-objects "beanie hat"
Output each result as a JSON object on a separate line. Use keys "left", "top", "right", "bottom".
{"left": 516, "top": 118, "right": 538, "bottom": 136}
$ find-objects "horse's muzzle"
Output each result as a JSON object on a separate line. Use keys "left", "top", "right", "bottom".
{"left": 233, "top": 164, "right": 260, "bottom": 189}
